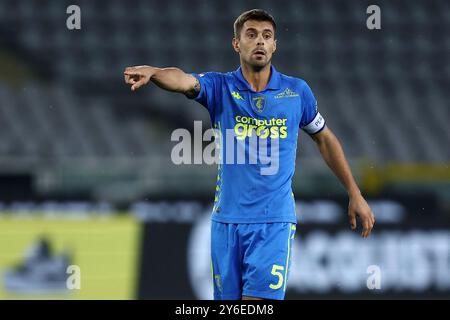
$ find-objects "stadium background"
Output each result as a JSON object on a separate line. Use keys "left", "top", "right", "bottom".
{"left": 0, "top": 0, "right": 449, "bottom": 299}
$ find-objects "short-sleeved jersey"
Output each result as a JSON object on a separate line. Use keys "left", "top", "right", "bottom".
{"left": 188, "top": 65, "right": 326, "bottom": 224}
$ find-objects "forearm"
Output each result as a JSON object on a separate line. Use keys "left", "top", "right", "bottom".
{"left": 316, "top": 131, "right": 361, "bottom": 197}
{"left": 124, "top": 65, "right": 199, "bottom": 94}
{"left": 312, "top": 129, "right": 374, "bottom": 237}
{"left": 150, "top": 67, "right": 192, "bottom": 93}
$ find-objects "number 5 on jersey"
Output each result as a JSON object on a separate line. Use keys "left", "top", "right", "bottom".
{"left": 269, "top": 264, "right": 284, "bottom": 290}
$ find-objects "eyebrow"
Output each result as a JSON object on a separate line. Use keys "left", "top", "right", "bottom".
{"left": 245, "top": 28, "right": 273, "bottom": 34}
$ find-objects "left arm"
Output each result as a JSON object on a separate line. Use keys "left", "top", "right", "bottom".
{"left": 311, "top": 126, "right": 375, "bottom": 238}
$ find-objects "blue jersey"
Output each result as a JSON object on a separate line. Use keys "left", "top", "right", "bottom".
{"left": 189, "top": 65, "right": 326, "bottom": 224}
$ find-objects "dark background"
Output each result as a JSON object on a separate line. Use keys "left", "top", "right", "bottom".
{"left": 0, "top": 0, "right": 449, "bottom": 299}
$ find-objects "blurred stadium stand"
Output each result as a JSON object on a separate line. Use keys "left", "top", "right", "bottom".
{"left": 0, "top": 0, "right": 448, "bottom": 203}
{"left": 1, "top": 0, "right": 450, "bottom": 301}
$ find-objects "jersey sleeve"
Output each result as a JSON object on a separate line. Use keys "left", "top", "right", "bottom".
{"left": 187, "top": 72, "right": 220, "bottom": 115}
{"left": 299, "top": 81, "right": 326, "bottom": 135}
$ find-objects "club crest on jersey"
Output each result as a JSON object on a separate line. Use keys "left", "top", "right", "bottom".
{"left": 252, "top": 96, "right": 266, "bottom": 113}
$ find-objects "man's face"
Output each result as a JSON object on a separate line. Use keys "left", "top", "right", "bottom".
{"left": 233, "top": 20, "right": 277, "bottom": 69}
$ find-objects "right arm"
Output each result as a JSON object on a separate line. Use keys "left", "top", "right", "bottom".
{"left": 123, "top": 65, "right": 200, "bottom": 98}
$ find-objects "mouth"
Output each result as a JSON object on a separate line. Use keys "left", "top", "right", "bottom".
{"left": 253, "top": 49, "right": 266, "bottom": 57}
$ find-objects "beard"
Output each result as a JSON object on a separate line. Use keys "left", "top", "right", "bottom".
{"left": 246, "top": 54, "right": 271, "bottom": 71}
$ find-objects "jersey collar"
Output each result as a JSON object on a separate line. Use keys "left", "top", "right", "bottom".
{"left": 233, "top": 65, "right": 281, "bottom": 92}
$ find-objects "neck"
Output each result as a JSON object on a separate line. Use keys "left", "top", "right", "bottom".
{"left": 240, "top": 62, "right": 271, "bottom": 92}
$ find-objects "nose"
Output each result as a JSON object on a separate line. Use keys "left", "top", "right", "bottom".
{"left": 256, "top": 33, "right": 265, "bottom": 46}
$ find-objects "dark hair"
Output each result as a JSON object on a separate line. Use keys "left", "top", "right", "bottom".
{"left": 233, "top": 9, "right": 276, "bottom": 39}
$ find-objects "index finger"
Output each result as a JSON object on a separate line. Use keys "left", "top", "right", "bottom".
{"left": 124, "top": 70, "right": 143, "bottom": 76}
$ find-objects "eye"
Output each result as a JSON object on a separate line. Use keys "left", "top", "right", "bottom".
{"left": 264, "top": 34, "right": 272, "bottom": 40}
{"left": 248, "top": 33, "right": 255, "bottom": 39}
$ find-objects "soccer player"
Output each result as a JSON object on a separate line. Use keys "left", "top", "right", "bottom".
{"left": 124, "top": 9, "right": 375, "bottom": 300}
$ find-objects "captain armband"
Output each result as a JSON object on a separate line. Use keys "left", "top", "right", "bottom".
{"left": 302, "top": 112, "right": 326, "bottom": 135}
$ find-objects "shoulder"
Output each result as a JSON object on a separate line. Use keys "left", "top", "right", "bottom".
{"left": 278, "top": 73, "right": 312, "bottom": 93}
{"left": 277, "top": 72, "right": 317, "bottom": 111}
{"left": 193, "top": 71, "right": 229, "bottom": 88}
{"left": 197, "top": 71, "right": 227, "bottom": 80}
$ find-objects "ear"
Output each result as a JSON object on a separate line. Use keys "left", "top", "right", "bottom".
{"left": 272, "top": 39, "right": 277, "bottom": 54}
{"left": 232, "top": 37, "right": 240, "bottom": 53}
